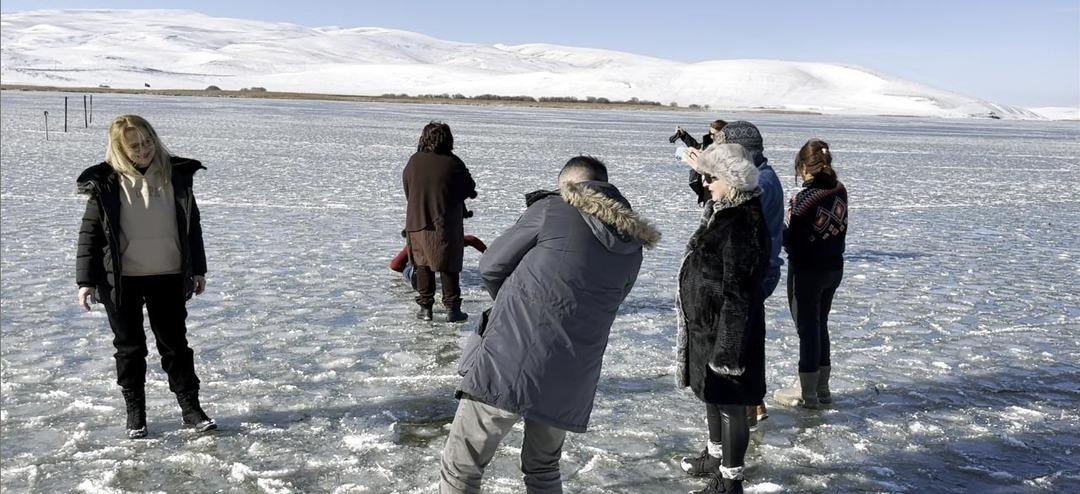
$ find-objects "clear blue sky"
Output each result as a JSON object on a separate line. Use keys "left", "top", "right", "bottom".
{"left": 3, "top": 0, "right": 1078, "bottom": 107}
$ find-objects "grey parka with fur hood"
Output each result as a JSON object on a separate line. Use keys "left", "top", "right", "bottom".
{"left": 457, "top": 180, "right": 660, "bottom": 433}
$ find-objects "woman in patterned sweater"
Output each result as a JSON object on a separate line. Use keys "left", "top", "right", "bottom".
{"left": 774, "top": 139, "right": 848, "bottom": 409}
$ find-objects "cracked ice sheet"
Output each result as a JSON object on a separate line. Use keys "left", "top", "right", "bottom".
{"left": 2, "top": 91, "right": 1079, "bottom": 493}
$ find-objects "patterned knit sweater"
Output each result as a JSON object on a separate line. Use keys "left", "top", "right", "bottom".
{"left": 784, "top": 175, "right": 848, "bottom": 269}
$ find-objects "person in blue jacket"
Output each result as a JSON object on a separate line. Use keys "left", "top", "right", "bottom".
{"left": 711, "top": 121, "right": 785, "bottom": 427}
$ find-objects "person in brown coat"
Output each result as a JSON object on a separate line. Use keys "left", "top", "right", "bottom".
{"left": 403, "top": 121, "right": 477, "bottom": 322}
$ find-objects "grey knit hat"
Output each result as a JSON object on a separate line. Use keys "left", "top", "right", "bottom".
{"left": 699, "top": 144, "right": 759, "bottom": 192}
{"left": 717, "top": 120, "right": 763, "bottom": 154}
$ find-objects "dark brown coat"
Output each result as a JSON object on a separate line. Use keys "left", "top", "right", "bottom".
{"left": 402, "top": 151, "right": 476, "bottom": 273}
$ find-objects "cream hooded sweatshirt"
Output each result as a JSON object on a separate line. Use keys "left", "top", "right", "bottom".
{"left": 118, "top": 163, "right": 182, "bottom": 276}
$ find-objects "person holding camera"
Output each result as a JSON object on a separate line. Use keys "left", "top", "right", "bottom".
{"left": 670, "top": 119, "right": 728, "bottom": 204}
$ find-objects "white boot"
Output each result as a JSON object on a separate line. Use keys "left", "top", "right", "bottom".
{"left": 817, "top": 366, "right": 832, "bottom": 405}
{"left": 773, "top": 372, "right": 820, "bottom": 409}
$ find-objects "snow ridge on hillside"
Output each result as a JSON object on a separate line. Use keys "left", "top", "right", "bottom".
{"left": 0, "top": 9, "right": 1044, "bottom": 119}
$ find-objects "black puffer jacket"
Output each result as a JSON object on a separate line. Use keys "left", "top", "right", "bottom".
{"left": 76, "top": 157, "right": 207, "bottom": 306}
{"left": 676, "top": 198, "right": 769, "bottom": 405}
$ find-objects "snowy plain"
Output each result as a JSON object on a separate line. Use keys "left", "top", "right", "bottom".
{"left": 1029, "top": 107, "right": 1080, "bottom": 122}
{"left": 1, "top": 90, "right": 1079, "bottom": 493}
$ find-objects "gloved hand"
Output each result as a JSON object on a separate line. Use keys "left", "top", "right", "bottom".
{"left": 668, "top": 126, "right": 686, "bottom": 143}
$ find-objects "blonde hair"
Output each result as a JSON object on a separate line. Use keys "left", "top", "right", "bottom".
{"left": 106, "top": 115, "right": 172, "bottom": 186}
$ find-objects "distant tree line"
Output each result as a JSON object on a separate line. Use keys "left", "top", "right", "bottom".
{"left": 374, "top": 92, "right": 704, "bottom": 108}
{"left": 206, "top": 86, "right": 266, "bottom": 92}
{"left": 191, "top": 86, "right": 710, "bottom": 109}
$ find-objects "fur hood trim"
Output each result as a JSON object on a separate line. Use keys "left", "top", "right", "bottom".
{"left": 560, "top": 181, "right": 661, "bottom": 249}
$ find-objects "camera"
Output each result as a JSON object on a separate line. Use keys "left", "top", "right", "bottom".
{"left": 668, "top": 128, "right": 686, "bottom": 143}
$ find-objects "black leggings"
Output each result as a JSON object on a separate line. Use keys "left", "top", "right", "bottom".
{"left": 706, "top": 404, "right": 749, "bottom": 467}
{"left": 788, "top": 266, "right": 843, "bottom": 373}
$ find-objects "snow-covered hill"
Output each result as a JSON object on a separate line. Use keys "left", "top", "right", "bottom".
{"left": 0, "top": 9, "right": 1044, "bottom": 119}
{"left": 1028, "top": 106, "right": 1080, "bottom": 121}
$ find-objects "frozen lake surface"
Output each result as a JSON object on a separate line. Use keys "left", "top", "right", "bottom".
{"left": 2, "top": 91, "right": 1079, "bottom": 493}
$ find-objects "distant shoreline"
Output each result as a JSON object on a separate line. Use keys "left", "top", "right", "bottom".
{"left": 0, "top": 84, "right": 825, "bottom": 116}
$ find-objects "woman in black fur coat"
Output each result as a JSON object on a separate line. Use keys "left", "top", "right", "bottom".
{"left": 674, "top": 144, "right": 770, "bottom": 494}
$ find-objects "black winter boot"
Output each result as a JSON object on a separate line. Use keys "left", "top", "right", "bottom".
{"left": 445, "top": 305, "right": 468, "bottom": 323}
{"left": 416, "top": 305, "right": 434, "bottom": 321}
{"left": 691, "top": 472, "right": 744, "bottom": 494}
{"left": 681, "top": 448, "right": 721, "bottom": 476}
{"left": 121, "top": 387, "right": 147, "bottom": 439}
{"left": 176, "top": 390, "right": 216, "bottom": 433}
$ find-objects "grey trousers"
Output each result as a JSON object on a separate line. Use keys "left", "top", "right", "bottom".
{"left": 440, "top": 398, "right": 567, "bottom": 494}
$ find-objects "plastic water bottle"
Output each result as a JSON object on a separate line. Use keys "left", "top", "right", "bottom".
{"left": 674, "top": 146, "right": 688, "bottom": 162}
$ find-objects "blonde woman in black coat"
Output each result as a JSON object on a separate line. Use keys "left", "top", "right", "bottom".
{"left": 76, "top": 115, "right": 215, "bottom": 439}
{"left": 675, "top": 144, "right": 770, "bottom": 494}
